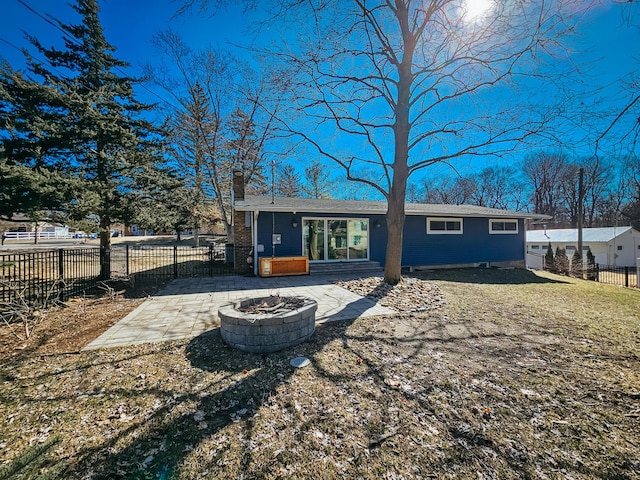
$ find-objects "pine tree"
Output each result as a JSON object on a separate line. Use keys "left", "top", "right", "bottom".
{"left": 0, "top": 0, "right": 166, "bottom": 278}
{"left": 586, "top": 248, "right": 598, "bottom": 281}
{"left": 554, "top": 246, "right": 569, "bottom": 275}
{"left": 302, "top": 161, "right": 332, "bottom": 199}
{"left": 570, "top": 248, "right": 583, "bottom": 278}
{"left": 276, "top": 163, "right": 302, "bottom": 197}
{"left": 544, "top": 243, "right": 555, "bottom": 272}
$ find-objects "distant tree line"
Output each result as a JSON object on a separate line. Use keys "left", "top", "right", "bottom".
{"left": 409, "top": 152, "right": 640, "bottom": 230}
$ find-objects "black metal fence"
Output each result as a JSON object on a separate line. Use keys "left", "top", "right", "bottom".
{"left": 0, "top": 248, "right": 101, "bottom": 308}
{"left": 110, "top": 244, "right": 253, "bottom": 279}
{"left": 1, "top": 244, "right": 253, "bottom": 310}
{"left": 542, "top": 260, "right": 638, "bottom": 289}
{"left": 596, "top": 264, "right": 638, "bottom": 289}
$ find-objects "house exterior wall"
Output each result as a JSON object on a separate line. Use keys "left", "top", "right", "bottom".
{"left": 254, "top": 212, "right": 525, "bottom": 267}
{"left": 402, "top": 216, "right": 525, "bottom": 267}
{"left": 255, "top": 211, "right": 387, "bottom": 259}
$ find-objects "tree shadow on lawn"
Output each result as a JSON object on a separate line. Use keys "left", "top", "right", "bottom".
{"left": 415, "top": 267, "right": 569, "bottom": 285}
{"left": 68, "top": 293, "right": 632, "bottom": 479}
{"left": 73, "top": 296, "right": 382, "bottom": 479}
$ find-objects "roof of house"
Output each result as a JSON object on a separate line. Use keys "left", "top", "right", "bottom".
{"left": 234, "top": 195, "right": 550, "bottom": 219}
{"left": 526, "top": 226, "right": 635, "bottom": 243}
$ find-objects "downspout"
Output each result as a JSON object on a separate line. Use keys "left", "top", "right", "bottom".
{"left": 253, "top": 210, "right": 260, "bottom": 276}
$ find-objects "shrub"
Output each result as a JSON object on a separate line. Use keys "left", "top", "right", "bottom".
{"left": 544, "top": 243, "right": 555, "bottom": 272}
{"left": 571, "top": 249, "right": 583, "bottom": 278}
{"left": 554, "top": 246, "right": 569, "bottom": 275}
{"left": 586, "top": 249, "right": 598, "bottom": 281}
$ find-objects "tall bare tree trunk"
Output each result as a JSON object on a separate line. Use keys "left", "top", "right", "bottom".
{"left": 383, "top": 1, "right": 414, "bottom": 285}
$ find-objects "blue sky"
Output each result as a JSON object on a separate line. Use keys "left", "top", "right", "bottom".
{"left": 1, "top": 0, "right": 638, "bottom": 186}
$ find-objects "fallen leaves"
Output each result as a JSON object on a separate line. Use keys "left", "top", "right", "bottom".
{"left": 1, "top": 269, "right": 639, "bottom": 479}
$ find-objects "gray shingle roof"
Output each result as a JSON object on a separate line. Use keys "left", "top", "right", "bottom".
{"left": 526, "top": 226, "right": 634, "bottom": 243}
{"left": 234, "top": 195, "right": 549, "bottom": 219}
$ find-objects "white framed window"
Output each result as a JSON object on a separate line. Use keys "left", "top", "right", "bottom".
{"left": 427, "top": 217, "right": 463, "bottom": 234}
{"left": 531, "top": 245, "right": 540, "bottom": 249}
{"left": 489, "top": 219, "right": 518, "bottom": 234}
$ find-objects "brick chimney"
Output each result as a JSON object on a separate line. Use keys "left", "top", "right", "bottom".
{"left": 232, "top": 170, "right": 244, "bottom": 201}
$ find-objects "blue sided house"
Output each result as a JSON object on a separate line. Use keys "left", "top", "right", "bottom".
{"left": 232, "top": 182, "right": 548, "bottom": 275}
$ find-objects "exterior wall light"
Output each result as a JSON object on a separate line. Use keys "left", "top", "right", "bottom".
{"left": 291, "top": 218, "right": 298, "bottom": 228}
{"left": 374, "top": 220, "right": 381, "bottom": 228}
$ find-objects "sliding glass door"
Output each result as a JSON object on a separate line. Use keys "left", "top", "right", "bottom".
{"left": 303, "top": 218, "right": 368, "bottom": 261}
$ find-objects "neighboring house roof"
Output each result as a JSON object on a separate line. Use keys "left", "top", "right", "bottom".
{"left": 235, "top": 195, "right": 549, "bottom": 219}
{"left": 526, "top": 226, "right": 635, "bottom": 243}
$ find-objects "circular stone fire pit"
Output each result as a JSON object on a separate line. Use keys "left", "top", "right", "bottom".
{"left": 219, "top": 295, "right": 317, "bottom": 353}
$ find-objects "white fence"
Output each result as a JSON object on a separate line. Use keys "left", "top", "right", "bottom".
{"left": 3, "top": 231, "right": 72, "bottom": 240}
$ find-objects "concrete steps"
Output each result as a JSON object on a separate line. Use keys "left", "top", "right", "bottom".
{"left": 309, "top": 260, "right": 383, "bottom": 277}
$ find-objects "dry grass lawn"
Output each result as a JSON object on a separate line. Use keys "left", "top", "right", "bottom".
{"left": 0, "top": 268, "right": 638, "bottom": 479}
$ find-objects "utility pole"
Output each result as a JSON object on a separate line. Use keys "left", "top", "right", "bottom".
{"left": 578, "top": 167, "right": 584, "bottom": 277}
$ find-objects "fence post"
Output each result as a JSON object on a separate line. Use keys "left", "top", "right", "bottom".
{"left": 625, "top": 266, "right": 629, "bottom": 288}
{"left": 58, "top": 249, "right": 65, "bottom": 302}
{"left": 173, "top": 245, "right": 178, "bottom": 279}
{"left": 126, "top": 244, "right": 130, "bottom": 277}
{"left": 208, "top": 244, "right": 213, "bottom": 277}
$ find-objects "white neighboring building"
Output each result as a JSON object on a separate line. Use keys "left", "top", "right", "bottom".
{"left": 526, "top": 226, "right": 640, "bottom": 267}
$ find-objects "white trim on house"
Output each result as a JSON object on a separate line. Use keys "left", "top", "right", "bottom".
{"left": 489, "top": 218, "right": 519, "bottom": 234}
{"left": 426, "top": 217, "right": 463, "bottom": 234}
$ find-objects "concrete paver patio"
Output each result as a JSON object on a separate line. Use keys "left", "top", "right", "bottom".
{"left": 83, "top": 274, "right": 395, "bottom": 350}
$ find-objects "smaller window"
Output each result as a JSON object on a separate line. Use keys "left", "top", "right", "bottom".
{"left": 427, "top": 217, "right": 463, "bottom": 234}
{"left": 617, "top": 245, "right": 623, "bottom": 251}
{"left": 566, "top": 246, "right": 576, "bottom": 251}
{"left": 531, "top": 245, "right": 540, "bottom": 250}
{"left": 582, "top": 246, "right": 590, "bottom": 250}
{"left": 489, "top": 219, "right": 518, "bottom": 234}
{"left": 542, "top": 245, "right": 548, "bottom": 250}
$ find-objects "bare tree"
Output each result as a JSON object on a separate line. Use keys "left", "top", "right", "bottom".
{"left": 269, "top": 0, "right": 590, "bottom": 283}
{"left": 523, "top": 151, "right": 572, "bottom": 224}
{"left": 181, "top": 0, "right": 592, "bottom": 283}
{"left": 146, "top": 31, "right": 277, "bottom": 242}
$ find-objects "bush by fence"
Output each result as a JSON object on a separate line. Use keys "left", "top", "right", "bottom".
{"left": 540, "top": 256, "right": 638, "bottom": 289}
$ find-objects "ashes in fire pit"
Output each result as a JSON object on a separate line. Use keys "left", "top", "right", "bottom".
{"left": 219, "top": 295, "right": 317, "bottom": 354}
{"left": 237, "top": 295, "right": 307, "bottom": 315}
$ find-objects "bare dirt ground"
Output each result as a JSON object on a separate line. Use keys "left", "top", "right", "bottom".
{"left": 0, "top": 268, "right": 638, "bottom": 479}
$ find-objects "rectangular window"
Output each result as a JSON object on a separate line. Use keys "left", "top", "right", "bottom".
{"left": 427, "top": 217, "right": 463, "bottom": 234}
{"left": 531, "top": 245, "right": 540, "bottom": 249}
{"left": 566, "top": 246, "right": 576, "bottom": 251}
{"left": 617, "top": 245, "right": 623, "bottom": 251}
{"left": 489, "top": 219, "right": 518, "bottom": 234}
{"left": 542, "top": 245, "right": 548, "bottom": 250}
